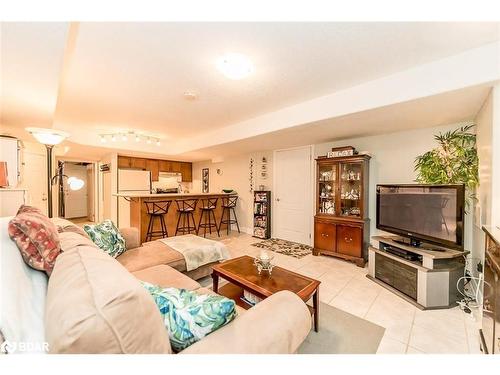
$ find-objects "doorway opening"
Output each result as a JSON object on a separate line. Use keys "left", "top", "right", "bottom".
{"left": 55, "top": 159, "right": 98, "bottom": 226}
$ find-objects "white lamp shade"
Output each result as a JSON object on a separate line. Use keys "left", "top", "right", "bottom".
{"left": 26, "top": 127, "right": 69, "bottom": 145}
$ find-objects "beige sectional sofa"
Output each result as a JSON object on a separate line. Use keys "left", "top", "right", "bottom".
{"left": 44, "top": 221, "right": 312, "bottom": 354}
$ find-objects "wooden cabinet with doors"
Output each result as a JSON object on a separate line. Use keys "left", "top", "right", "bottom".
{"left": 118, "top": 156, "right": 132, "bottom": 168}
{"left": 145, "top": 159, "right": 159, "bottom": 181}
{"left": 313, "top": 152, "right": 370, "bottom": 267}
{"left": 118, "top": 156, "right": 192, "bottom": 182}
{"left": 158, "top": 160, "right": 172, "bottom": 172}
{"left": 130, "top": 157, "right": 147, "bottom": 169}
{"left": 180, "top": 162, "right": 192, "bottom": 182}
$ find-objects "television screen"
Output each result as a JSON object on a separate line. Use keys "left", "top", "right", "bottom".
{"left": 376, "top": 184, "right": 464, "bottom": 249}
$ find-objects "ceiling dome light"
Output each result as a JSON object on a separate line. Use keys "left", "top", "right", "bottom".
{"left": 121, "top": 134, "right": 128, "bottom": 141}
{"left": 156, "top": 139, "right": 161, "bottom": 146}
{"left": 147, "top": 138, "right": 152, "bottom": 144}
{"left": 135, "top": 134, "right": 140, "bottom": 142}
{"left": 111, "top": 135, "right": 116, "bottom": 142}
{"left": 26, "top": 127, "right": 69, "bottom": 146}
{"left": 100, "top": 135, "right": 106, "bottom": 143}
{"left": 216, "top": 53, "right": 253, "bottom": 80}
{"left": 67, "top": 176, "right": 84, "bottom": 191}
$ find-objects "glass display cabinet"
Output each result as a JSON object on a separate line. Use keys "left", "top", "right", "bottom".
{"left": 314, "top": 153, "right": 371, "bottom": 266}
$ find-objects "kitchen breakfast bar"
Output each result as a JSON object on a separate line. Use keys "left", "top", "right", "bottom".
{"left": 114, "top": 192, "right": 238, "bottom": 244}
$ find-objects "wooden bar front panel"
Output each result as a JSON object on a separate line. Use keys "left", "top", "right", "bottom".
{"left": 129, "top": 194, "right": 235, "bottom": 244}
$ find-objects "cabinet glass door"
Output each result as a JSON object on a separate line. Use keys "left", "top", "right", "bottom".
{"left": 340, "top": 162, "right": 362, "bottom": 217}
{"left": 318, "top": 163, "right": 337, "bottom": 214}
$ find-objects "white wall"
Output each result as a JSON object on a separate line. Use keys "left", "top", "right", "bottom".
{"left": 192, "top": 151, "right": 273, "bottom": 234}
{"left": 472, "top": 89, "right": 494, "bottom": 275}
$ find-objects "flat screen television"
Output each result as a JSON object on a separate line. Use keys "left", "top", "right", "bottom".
{"left": 376, "top": 184, "right": 465, "bottom": 250}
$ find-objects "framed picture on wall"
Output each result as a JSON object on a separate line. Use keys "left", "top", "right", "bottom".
{"left": 202, "top": 168, "right": 209, "bottom": 193}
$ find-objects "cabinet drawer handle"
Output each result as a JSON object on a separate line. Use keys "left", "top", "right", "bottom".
{"left": 321, "top": 233, "right": 329, "bottom": 237}
{"left": 344, "top": 236, "right": 353, "bottom": 243}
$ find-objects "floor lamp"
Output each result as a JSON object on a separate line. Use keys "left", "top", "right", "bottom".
{"left": 26, "top": 127, "right": 69, "bottom": 218}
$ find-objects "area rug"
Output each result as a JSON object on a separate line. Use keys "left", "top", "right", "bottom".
{"left": 298, "top": 303, "right": 385, "bottom": 354}
{"left": 251, "top": 238, "right": 312, "bottom": 259}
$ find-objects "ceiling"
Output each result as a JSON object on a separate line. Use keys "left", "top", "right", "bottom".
{"left": 181, "top": 84, "right": 492, "bottom": 160}
{"left": 1, "top": 22, "right": 499, "bottom": 160}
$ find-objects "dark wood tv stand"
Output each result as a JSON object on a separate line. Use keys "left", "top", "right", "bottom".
{"left": 367, "top": 235, "right": 468, "bottom": 309}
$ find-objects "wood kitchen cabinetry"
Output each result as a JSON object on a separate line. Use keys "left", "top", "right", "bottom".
{"left": 145, "top": 159, "right": 159, "bottom": 181}
{"left": 118, "top": 156, "right": 192, "bottom": 182}
{"left": 313, "top": 153, "right": 370, "bottom": 267}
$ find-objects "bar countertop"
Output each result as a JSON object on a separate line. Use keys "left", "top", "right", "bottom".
{"left": 114, "top": 192, "right": 237, "bottom": 198}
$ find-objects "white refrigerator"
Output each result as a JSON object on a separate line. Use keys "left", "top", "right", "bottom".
{"left": 118, "top": 169, "right": 151, "bottom": 228}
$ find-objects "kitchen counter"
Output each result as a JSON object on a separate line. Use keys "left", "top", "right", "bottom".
{"left": 114, "top": 192, "right": 236, "bottom": 198}
{"left": 115, "top": 192, "right": 237, "bottom": 243}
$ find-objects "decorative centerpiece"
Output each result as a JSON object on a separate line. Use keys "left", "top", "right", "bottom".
{"left": 254, "top": 250, "right": 275, "bottom": 276}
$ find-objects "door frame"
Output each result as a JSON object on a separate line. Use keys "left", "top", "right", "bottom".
{"left": 55, "top": 157, "right": 99, "bottom": 222}
{"left": 272, "top": 145, "right": 315, "bottom": 246}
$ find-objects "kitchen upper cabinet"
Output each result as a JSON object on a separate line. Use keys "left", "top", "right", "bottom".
{"left": 146, "top": 159, "right": 159, "bottom": 181}
{"left": 130, "top": 158, "right": 147, "bottom": 169}
{"left": 158, "top": 160, "right": 171, "bottom": 172}
{"left": 171, "top": 161, "right": 182, "bottom": 173}
{"left": 119, "top": 156, "right": 192, "bottom": 182}
{"left": 118, "top": 156, "right": 132, "bottom": 168}
{"left": 180, "top": 162, "right": 192, "bottom": 182}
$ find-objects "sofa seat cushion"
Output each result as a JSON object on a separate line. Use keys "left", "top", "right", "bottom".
{"left": 118, "top": 241, "right": 185, "bottom": 273}
{"left": 132, "top": 265, "right": 201, "bottom": 291}
{"left": 45, "top": 245, "right": 171, "bottom": 354}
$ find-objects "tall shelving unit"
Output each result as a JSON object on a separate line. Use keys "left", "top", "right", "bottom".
{"left": 253, "top": 191, "right": 271, "bottom": 239}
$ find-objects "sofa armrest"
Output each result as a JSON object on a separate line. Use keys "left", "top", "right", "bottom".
{"left": 119, "top": 227, "right": 140, "bottom": 250}
{"left": 180, "top": 290, "right": 311, "bottom": 354}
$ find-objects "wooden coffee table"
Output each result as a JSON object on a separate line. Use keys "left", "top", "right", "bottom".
{"left": 212, "top": 255, "right": 321, "bottom": 332}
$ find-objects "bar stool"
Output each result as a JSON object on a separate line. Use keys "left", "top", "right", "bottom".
{"left": 144, "top": 200, "right": 172, "bottom": 242}
{"left": 197, "top": 197, "right": 220, "bottom": 237}
{"left": 175, "top": 198, "right": 198, "bottom": 235}
{"left": 220, "top": 195, "right": 240, "bottom": 235}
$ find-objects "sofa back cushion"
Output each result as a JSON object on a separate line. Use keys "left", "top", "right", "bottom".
{"left": 45, "top": 244, "right": 171, "bottom": 354}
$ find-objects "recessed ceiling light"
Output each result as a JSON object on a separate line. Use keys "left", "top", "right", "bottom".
{"left": 216, "top": 53, "right": 253, "bottom": 80}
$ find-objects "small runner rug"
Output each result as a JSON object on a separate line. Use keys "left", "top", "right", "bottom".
{"left": 251, "top": 238, "right": 313, "bottom": 259}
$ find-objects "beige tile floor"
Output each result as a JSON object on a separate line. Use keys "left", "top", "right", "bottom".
{"left": 202, "top": 231, "right": 482, "bottom": 354}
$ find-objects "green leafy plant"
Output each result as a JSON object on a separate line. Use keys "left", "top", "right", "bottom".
{"left": 414, "top": 124, "right": 479, "bottom": 211}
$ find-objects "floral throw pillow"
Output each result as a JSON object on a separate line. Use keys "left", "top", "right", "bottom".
{"left": 141, "top": 282, "right": 237, "bottom": 352}
{"left": 8, "top": 207, "right": 61, "bottom": 275}
{"left": 83, "top": 220, "right": 126, "bottom": 258}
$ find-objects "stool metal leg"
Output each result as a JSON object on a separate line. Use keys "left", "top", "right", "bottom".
{"left": 232, "top": 207, "right": 240, "bottom": 233}
{"left": 160, "top": 215, "right": 168, "bottom": 238}
{"left": 175, "top": 212, "right": 181, "bottom": 236}
{"left": 146, "top": 214, "right": 154, "bottom": 242}
{"left": 211, "top": 209, "right": 220, "bottom": 237}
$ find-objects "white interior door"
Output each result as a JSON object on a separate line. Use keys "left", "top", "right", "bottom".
{"left": 21, "top": 151, "right": 48, "bottom": 215}
{"left": 64, "top": 163, "right": 88, "bottom": 219}
{"left": 273, "top": 146, "right": 312, "bottom": 245}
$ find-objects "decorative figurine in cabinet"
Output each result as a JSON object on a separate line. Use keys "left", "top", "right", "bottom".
{"left": 314, "top": 149, "right": 370, "bottom": 267}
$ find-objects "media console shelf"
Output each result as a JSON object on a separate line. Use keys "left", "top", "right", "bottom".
{"left": 368, "top": 235, "right": 468, "bottom": 309}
